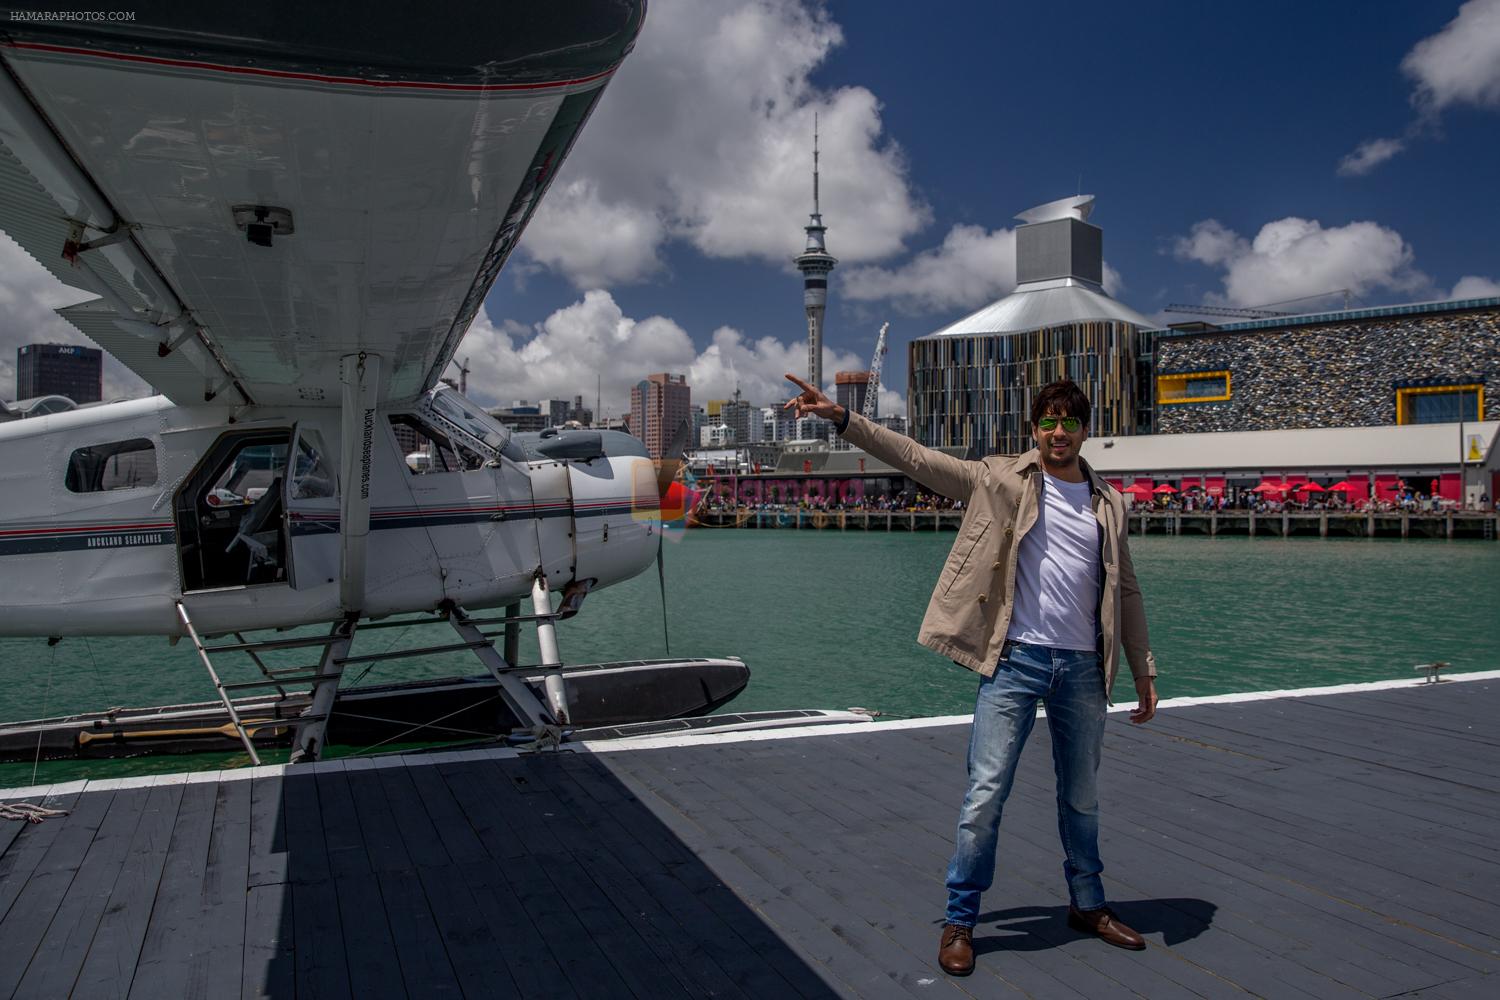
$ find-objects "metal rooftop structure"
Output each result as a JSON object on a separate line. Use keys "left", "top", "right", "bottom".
{"left": 926, "top": 196, "right": 1156, "bottom": 338}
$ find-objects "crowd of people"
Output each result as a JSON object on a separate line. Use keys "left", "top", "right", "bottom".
{"left": 698, "top": 490, "right": 963, "bottom": 514}
{"left": 697, "top": 485, "right": 1494, "bottom": 516}
{"left": 1132, "top": 487, "right": 1492, "bottom": 514}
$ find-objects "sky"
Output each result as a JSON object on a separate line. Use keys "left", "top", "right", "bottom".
{"left": 3, "top": 0, "right": 1499, "bottom": 420}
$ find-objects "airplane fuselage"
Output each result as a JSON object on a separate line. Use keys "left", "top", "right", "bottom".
{"left": 0, "top": 388, "right": 660, "bottom": 636}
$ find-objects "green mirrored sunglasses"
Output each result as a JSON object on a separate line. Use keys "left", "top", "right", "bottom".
{"left": 1037, "top": 416, "right": 1082, "bottom": 432}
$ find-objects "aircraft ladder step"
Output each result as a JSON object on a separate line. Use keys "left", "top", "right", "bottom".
{"left": 219, "top": 673, "right": 339, "bottom": 691}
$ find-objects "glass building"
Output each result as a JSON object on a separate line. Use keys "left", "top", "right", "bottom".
{"left": 15, "top": 343, "right": 102, "bottom": 403}
{"left": 909, "top": 197, "right": 1155, "bottom": 457}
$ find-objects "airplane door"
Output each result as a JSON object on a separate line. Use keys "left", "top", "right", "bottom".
{"left": 283, "top": 422, "right": 340, "bottom": 590}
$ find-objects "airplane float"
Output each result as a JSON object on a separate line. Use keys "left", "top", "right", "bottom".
{"left": 0, "top": 3, "right": 832, "bottom": 764}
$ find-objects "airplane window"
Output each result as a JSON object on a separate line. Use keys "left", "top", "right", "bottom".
{"left": 390, "top": 414, "right": 485, "bottom": 474}
{"left": 429, "top": 389, "right": 508, "bottom": 452}
{"left": 291, "top": 430, "right": 336, "bottom": 499}
{"left": 206, "top": 442, "right": 286, "bottom": 506}
{"left": 64, "top": 438, "right": 157, "bottom": 492}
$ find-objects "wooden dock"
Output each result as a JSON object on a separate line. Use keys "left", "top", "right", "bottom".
{"left": 694, "top": 507, "right": 1500, "bottom": 540}
{"left": 2, "top": 676, "right": 1498, "bottom": 998}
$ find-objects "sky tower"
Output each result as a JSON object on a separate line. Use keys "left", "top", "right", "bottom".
{"left": 794, "top": 118, "right": 837, "bottom": 391}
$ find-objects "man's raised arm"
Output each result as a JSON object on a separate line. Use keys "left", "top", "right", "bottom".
{"left": 783, "top": 373, "right": 983, "bottom": 503}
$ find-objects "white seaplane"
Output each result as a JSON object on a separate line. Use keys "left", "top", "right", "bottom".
{"left": 0, "top": 3, "right": 843, "bottom": 764}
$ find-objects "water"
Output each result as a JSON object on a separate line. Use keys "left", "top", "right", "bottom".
{"left": 2, "top": 533, "right": 1496, "bottom": 786}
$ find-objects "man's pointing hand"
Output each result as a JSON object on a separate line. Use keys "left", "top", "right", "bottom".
{"left": 784, "top": 373, "right": 846, "bottom": 423}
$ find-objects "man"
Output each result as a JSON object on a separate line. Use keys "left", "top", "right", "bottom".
{"left": 784, "top": 373, "right": 1159, "bottom": 977}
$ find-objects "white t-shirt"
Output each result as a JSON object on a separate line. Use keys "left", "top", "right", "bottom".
{"left": 1005, "top": 472, "right": 1102, "bottom": 652}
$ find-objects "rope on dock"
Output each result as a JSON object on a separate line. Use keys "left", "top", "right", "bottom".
{"left": 0, "top": 802, "right": 68, "bottom": 824}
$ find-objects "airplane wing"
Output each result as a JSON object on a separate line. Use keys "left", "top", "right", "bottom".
{"left": 0, "top": 2, "right": 645, "bottom": 406}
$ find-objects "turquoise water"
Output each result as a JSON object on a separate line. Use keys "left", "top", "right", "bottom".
{"left": 2, "top": 532, "right": 1496, "bottom": 786}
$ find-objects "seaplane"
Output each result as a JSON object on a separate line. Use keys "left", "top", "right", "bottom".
{"left": 0, "top": 3, "right": 857, "bottom": 765}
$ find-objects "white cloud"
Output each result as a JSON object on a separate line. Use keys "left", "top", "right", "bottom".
{"left": 843, "top": 224, "right": 1016, "bottom": 313}
{"left": 1173, "top": 217, "right": 1430, "bottom": 307}
{"left": 1101, "top": 262, "right": 1124, "bottom": 297}
{"left": 457, "top": 288, "right": 869, "bottom": 419}
{"left": 518, "top": 0, "right": 929, "bottom": 289}
{"left": 1450, "top": 275, "right": 1500, "bottom": 299}
{"left": 1337, "top": 137, "right": 1406, "bottom": 177}
{"left": 876, "top": 385, "right": 905, "bottom": 420}
{"left": 0, "top": 231, "right": 147, "bottom": 401}
{"left": 1172, "top": 218, "right": 1245, "bottom": 266}
{"left": 515, "top": 180, "right": 666, "bottom": 288}
{"left": 1402, "top": 0, "right": 1500, "bottom": 113}
{"left": 843, "top": 222, "right": 1126, "bottom": 314}
{"left": 1340, "top": 0, "right": 1500, "bottom": 175}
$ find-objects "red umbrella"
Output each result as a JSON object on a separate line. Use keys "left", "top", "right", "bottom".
{"left": 1298, "top": 482, "right": 1325, "bottom": 493}
{"left": 1250, "top": 481, "right": 1284, "bottom": 494}
{"left": 1327, "top": 482, "right": 1352, "bottom": 493}
{"left": 1152, "top": 484, "right": 1178, "bottom": 494}
{"left": 1123, "top": 482, "right": 1154, "bottom": 496}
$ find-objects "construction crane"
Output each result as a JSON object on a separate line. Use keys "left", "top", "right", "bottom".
{"left": 862, "top": 322, "right": 888, "bottom": 422}
{"left": 1165, "top": 288, "right": 1352, "bottom": 320}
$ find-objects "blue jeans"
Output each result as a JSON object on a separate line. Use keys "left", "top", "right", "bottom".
{"left": 944, "top": 642, "right": 1109, "bottom": 926}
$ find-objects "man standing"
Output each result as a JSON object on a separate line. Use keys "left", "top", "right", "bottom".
{"left": 784, "top": 374, "right": 1159, "bottom": 977}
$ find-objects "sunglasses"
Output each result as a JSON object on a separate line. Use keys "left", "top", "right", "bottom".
{"left": 1038, "top": 416, "right": 1082, "bottom": 432}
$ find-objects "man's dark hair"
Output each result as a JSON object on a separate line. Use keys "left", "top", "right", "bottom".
{"left": 1030, "top": 380, "right": 1091, "bottom": 428}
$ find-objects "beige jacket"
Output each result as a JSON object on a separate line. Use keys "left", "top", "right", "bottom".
{"left": 840, "top": 411, "right": 1157, "bottom": 698}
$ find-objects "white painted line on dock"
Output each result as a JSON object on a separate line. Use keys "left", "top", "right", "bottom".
{"left": 2, "top": 669, "right": 1495, "bottom": 799}
{"left": 2, "top": 783, "right": 49, "bottom": 799}
{"left": 574, "top": 670, "right": 1500, "bottom": 754}
{"left": 43, "top": 779, "right": 88, "bottom": 797}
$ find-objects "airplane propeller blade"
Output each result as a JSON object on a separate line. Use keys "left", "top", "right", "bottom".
{"left": 655, "top": 418, "right": 691, "bottom": 501}
{"left": 653, "top": 417, "right": 692, "bottom": 658}
{"left": 657, "top": 539, "right": 670, "bottom": 657}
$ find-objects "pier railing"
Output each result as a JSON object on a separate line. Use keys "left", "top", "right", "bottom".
{"left": 692, "top": 508, "right": 1499, "bottom": 540}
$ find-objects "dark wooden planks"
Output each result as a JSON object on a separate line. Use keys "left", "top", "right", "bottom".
{"left": 12, "top": 788, "right": 149, "bottom": 999}
{"left": 246, "top": 773, "right": 287, "bottom": 888}
{"left": 129, "top": 780, "right": 219, "bottom": 999}
{"left": 72, "top": 782, "right": 184, "bottom": 998}
{"left": 313, "top": 769, "right": 406, "bottom": 1000}
{"left": 0, "top": 791, "right": 115, "bottom": 995}
{"left": 242, "top": 881, "right": 295, "bottom": 1000}
{"left": 434, "top": 761, "right": 578, "bottom": 1000}
{"left": 192, "top": 778, "right": 253, "bottom": 998}
{"left": 4, "top": 680, "right": 1499, "bottom": 1000}
{"left": 899, "top": 716, "right": 1500, "bottom": 983}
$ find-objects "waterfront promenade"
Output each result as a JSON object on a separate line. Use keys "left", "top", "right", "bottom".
{"left": 1, "top": 673, "right": 1497, "bottom": 997}
{"left": 696, "top": 507, "right": 1500, "bottom": 540}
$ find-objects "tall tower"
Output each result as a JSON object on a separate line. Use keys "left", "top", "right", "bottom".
{"left": 794, "top": 118, "right": 837, "bottom": 391}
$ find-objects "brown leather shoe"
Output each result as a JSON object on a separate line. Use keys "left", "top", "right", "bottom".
{"left": 938, "top": 923, "right": 975, "bottom": 976}
{"left": 1068, "top": 905, "right": 1146, "bottom": 950}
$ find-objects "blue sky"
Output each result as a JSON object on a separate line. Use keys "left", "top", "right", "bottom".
{"left": 464, "top": 0, "right": 1500, "bottom": 420}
